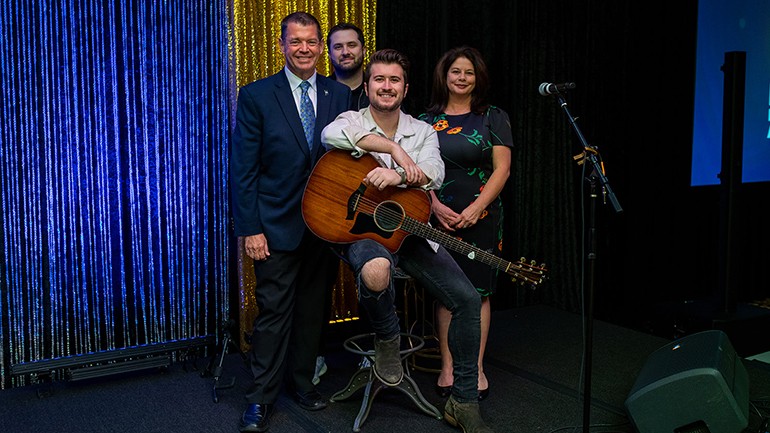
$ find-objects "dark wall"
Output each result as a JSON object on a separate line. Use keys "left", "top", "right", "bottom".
{"left": 376, "top": 0, "right": 770, "bottom": 335}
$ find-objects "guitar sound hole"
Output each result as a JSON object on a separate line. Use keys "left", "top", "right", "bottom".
{"left": 372, "top": 201, "right": 405, "bottom": 232}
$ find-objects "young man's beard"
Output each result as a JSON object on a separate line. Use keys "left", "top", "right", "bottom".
{"left": 370, "top": 93, "right": 402, "bottom": 113}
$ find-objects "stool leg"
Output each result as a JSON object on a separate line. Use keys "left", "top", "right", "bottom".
{"left": 393, "top": 375, "right": 442, "bottom": 420}
{"left": 353, "top": 379, "right": 386, "bottom": 432}
{"left": 331, "top": 364, "right": 374, "bottom": 402}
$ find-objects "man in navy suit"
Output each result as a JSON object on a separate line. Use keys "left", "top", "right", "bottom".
{"left": 230, "top": 11, "right": 350, "bottom": 433}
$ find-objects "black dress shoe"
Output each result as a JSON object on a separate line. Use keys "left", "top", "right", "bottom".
{"left": 435, "top": 384, "right": 451, "bottom": 398}
{"left": 294, "top": 389, "right": 328, "bottom": 411}
{"left": 239, "top": 403, "right": 272, "bottom": 433}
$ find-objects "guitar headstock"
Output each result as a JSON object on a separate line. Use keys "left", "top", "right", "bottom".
{"left": 507, "top": 257, "right": 547, "bottom": 288}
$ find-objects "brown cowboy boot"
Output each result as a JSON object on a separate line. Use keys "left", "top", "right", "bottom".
{"left": 444, "top": 395, "right": 494, "bottom": 433}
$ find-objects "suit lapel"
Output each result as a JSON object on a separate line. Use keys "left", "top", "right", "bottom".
{"left": 314, "top": 76, "right": 336, "bottom": 158}
{"left": 274, "top": 73, "right": 311, "bottom": 157}
{"left": 315, "top": 77, "right": 333, "bottom": 130}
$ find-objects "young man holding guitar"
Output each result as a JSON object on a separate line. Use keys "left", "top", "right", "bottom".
{"left": 318, "top": 49, "right": 495, "bottom": 433}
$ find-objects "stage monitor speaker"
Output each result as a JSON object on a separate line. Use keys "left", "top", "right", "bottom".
{"left": 624, "top": 330, "right": 749, "bottom": 433}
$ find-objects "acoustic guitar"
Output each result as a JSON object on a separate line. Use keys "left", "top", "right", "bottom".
{"left": 302, "top": 149, "right": 546, "bottom": 286}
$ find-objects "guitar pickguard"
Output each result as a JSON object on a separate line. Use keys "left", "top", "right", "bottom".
{"left": 349, "top": 213, "right": 394, "bottom": 240}
{"left": 347, "top": 185, "right": 402, "bottom": 240}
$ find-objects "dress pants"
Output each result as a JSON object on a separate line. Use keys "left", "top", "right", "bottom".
{"left": 245, "top": 232, "right": 336, "bottom": 403}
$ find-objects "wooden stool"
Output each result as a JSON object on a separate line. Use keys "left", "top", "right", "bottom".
{"left": 331, "top": 332, "right": 442, "bottom": 431}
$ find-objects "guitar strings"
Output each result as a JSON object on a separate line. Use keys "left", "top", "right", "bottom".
{"left": 353, "top": 195, "right": 544, "bottom": 284}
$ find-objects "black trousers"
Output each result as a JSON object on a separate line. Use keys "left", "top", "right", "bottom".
{"left": 244, "top": 232, "right": 336, "bottom": 404}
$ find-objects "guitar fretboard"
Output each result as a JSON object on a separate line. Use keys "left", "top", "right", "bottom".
{"left": 403, "top": 217, "right": 510, "bottom": 271}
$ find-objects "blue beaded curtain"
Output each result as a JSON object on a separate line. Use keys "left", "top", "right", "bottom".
{"left": 0, "top": 1, "right": 231, "bottom": 388}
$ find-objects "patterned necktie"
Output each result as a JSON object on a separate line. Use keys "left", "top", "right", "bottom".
{"left": 299, "top": 81, "right": 315, "bottom": 150}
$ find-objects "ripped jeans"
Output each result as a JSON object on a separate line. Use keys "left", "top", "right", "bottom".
{"left": 345, "top": 236, "right": 482, "bottom": 403}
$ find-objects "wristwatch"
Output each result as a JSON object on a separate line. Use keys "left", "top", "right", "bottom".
{"left": 394, "top": 166, "right": 407, "bottom": 185}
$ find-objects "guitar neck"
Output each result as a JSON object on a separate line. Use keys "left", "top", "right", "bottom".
{"left": 401, "top": 217, "right": 514, "bottom": 272}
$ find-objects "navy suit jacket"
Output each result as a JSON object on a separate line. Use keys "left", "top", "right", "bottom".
{"left": 231, "top": 71, "right": 351, "bottom": 251}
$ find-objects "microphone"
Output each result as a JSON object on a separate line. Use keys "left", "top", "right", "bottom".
{"left": 538, "top": 82, "right": 576, "bottom": 96}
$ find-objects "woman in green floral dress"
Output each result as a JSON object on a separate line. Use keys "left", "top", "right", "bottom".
{"left": 419, "top": 46, "right": 513, "bottom": 401}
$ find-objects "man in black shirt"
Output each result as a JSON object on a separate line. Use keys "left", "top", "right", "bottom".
{"left": 327, "top": 23, "right": 369, "bottom": 111}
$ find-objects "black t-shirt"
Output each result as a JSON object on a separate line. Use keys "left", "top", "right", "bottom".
{"left": 329, "top": 73, "right": 369, "bottom": 111}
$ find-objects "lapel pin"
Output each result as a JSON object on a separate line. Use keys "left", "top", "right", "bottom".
{"left": 324, "top": 89, "right": 329, "bottom": 96}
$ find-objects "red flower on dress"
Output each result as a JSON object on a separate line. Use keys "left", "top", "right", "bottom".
{"left": 447, "top": 127, "right": 462, "bottom": 134}
{"left": 433, "top": 120, "right": 449, "bottom": 131}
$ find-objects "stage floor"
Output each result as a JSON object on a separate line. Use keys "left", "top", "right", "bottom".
{"left": 2, "top": 304, "right": 769, "bottom": 433}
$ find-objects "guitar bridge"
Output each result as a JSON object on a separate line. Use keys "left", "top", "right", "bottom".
{"left": 346, "top": 183, "right": 367, "bottom": 220}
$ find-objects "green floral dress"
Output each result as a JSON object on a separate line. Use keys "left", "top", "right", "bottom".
{"left": 419, "top": 107, "right": 514, "bottom": 296}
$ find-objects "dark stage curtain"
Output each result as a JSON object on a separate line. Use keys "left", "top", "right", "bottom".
{"left": 376, "top": 0, "right": 598, "bottom": 313}
{"left": 374, "top": 0, "right": 763, "bottom": 331}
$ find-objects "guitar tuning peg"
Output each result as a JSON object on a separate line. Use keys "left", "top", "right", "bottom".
{"left": 519, "top": 256, "right": 525, "bottom": 262}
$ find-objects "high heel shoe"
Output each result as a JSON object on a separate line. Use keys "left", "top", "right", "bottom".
{"left": 436, "top": 383, "right": 489, "bottom": 401}
{"left": 478, "top": 387, "right": 489, "bottom": 401}
{"left": 435, "top": 384, "right": 451, "bottom": 398}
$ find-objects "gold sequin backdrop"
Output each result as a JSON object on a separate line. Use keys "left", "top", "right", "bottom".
{"left": 232, "top": 0, "right": 376, "bottom": 348}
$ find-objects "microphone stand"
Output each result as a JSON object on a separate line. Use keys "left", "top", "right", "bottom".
{"left": 551, "top": 91, "right": 622, "bottom": 432}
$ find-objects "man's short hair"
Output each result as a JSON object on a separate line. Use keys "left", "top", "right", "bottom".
{"left": 280, "top": 11, "right": 322, "bottom": 41}
{"left": 364, "top": 49, "right": 410, "bottom": 84}
{"left": 326, "top": 23, "right": 365, "bottom": 50}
